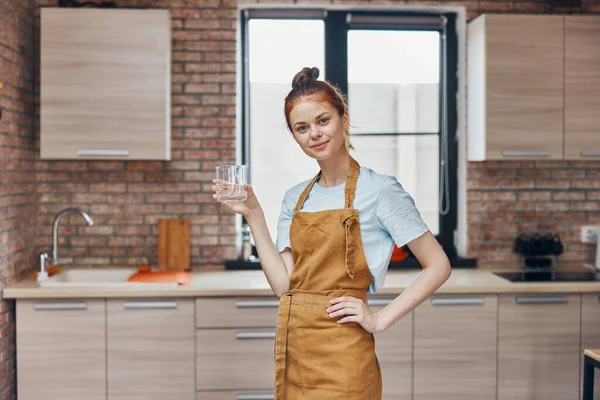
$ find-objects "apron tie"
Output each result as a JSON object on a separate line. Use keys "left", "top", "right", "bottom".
{"left": 343, "top": 214, "right": 358, "bottom": 279}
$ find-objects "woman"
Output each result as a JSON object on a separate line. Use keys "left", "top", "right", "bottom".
{"left": 213, "top": 67, "right": 451, "bottom": 399}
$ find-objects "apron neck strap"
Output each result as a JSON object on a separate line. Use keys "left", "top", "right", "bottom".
{"left": 294, "top": 156, "right": 361, "bottom": 212}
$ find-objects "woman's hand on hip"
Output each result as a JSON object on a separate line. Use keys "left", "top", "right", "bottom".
{"left": 212, "top": 181, "right": 262, "bottom": 220}
{"left": 326, "top": 296, "right": 385, "bottom": 334}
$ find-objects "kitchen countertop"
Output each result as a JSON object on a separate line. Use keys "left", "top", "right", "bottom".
{"left": 4, "top": 268, "right": 600, "bottom": 299}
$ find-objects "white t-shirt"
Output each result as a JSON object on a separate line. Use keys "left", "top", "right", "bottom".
{"left": 276, "top": 166, "right": 429, "bottom": 293}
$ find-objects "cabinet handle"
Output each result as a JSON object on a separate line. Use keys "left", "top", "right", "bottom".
{"left": 368, "top": 299, "right": 394, "bottom": 306}
{"left": 33, "top": 301, "right": 87, "bottom": 310}
{"left": 235, "top": 300, "right": 280, "bottom": 308}
{"left": 501, "top": 150, "right": 550, "bottom": 158}
{"left": 78, "top": 149, "right": 130, "bottom": 157}
{"left": 581, "top": 151, "right": 600, "bottom": 158}
{"left": 515, "top": 296, "right": 567, "bottom": 304}
{"left": 235, "top": 331, "right": 276, "bottom": 340}
{"left": 236, "top": 394, "right": 274, "bottom": 400}
{"left": 123, "top": 300, "right": 177, "bottom": 309}
{"left": 431, "top": 298, "right": 483, "bottom": 305}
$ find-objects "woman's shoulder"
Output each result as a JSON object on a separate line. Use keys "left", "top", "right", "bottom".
{"left": 358, "top": 166, "right": 399, "bottom": 192}
{"left": 281, "top": 177, "right": 313, "bottom": 206}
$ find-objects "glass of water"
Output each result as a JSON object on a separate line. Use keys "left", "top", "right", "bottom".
{"left": 215, "top": 165, "right": 248, "bottom": 202}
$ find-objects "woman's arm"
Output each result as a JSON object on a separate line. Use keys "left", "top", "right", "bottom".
{"left": 245, "top": 209, "right": 294, "bottom": 297}
{"left": 373, "top": 231, "right": 451, "bottom": 331}
{"left": 327, "top": 231, "right": 451, "bottom": 333}
{"left": 213, "top": 183, "right": 293, "bottom": 297}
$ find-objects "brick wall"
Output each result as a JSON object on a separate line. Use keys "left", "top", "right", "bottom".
{"left": 0, "top": 0, "right": 599, "bottom": 397}
{"left": 31, "top": 0, "right": 600, "bottom": 273}
{"left": 0, "top": 0, "right": 37, "bottom": 398}
{"left": 468, "top": 161, "right": 600, "bottom": 269}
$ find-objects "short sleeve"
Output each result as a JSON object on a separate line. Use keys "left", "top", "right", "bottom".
{"left": 377, "top": 176, "right": 429, "bottom": 248}
{"left": 276, "top": 192, "right": 294, "bottom": 252}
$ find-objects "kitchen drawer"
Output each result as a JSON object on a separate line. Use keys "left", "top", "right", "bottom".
{"left": 197, "top": 391, "right": 274, "bottom": 400}
{"left": 196, "top": 328, "right": 275, "bottom": 390}
{"left": 196, "top": 297, "right": 279, "bottom": 328}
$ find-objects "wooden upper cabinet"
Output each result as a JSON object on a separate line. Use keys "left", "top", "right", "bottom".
{"left": 40, "top": 8, "right": 171, "bottom": 160}
{"left": 468, "top": 15, "right": 564, "bottom": 160}
{"left": 564, "top": 16, "right": 600, "bottom": 160}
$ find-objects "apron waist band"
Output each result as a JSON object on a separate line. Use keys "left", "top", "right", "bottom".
{"left": 287, "top": 289, "right": 367, "bottom": 307}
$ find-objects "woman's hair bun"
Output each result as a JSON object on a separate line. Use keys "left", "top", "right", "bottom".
{"left": 292, "top": 67, "right": 320, "bottom": 89}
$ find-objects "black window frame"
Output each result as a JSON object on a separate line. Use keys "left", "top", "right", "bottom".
{"left": 240, "top": 9, "right": 459, "bottom": 260}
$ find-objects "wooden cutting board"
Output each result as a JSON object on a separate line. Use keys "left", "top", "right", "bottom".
{"left": 158, "top": 218, "right": 190, "bottom": 271}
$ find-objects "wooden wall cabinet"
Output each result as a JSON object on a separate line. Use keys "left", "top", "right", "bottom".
{"left": 40, "top": 8, "right": 171, "bottom": 160}
{"left": 564, "top": 16, "right": 600, "bottom": 160}
{"left": 468, "top": 15, "right": 600, "bottom": 161}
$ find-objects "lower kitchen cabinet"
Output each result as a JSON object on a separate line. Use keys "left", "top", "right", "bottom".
{"left": 196, "top": 328, "right": 276, "bottom": 391}
{"left": 497, "top": 293, "right": 581, "bottom": 400}
{"left": 107, "top": 298, "right": 195, "bottom": 400}
{"left": 369, "top": 297, "right": 412, "bottom": 399}
{"left": 413, "top": 295, "right": 498, "bottom": 400}
{"left": 197, "top": 390, "right": 275, "bottom": 400}
{"left": 581, "top": 294, "right": 600, "bottom": 398}
{"left": 16, "top": 299, "right": 106, "bottom": 400}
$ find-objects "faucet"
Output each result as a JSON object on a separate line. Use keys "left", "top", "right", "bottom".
{"left": 50, "top": 207, "right": 94, "bottom": 265}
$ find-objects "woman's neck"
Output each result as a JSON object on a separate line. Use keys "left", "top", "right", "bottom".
{"left": 316, "top": 151, "right": 351, "bottom": 188}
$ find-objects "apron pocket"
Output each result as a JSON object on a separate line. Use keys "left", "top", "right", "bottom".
{"left": 285, "top": 303, "right": 375, "bottom": 393}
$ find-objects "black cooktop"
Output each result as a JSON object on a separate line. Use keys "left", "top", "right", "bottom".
{"left": 494, "top": 270, "right": 600, "bottom": 282}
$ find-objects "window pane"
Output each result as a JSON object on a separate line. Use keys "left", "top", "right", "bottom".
{"left": 347, "top": 30, "right": 440, "bottom": 134}
{"left": 249, "top": 20, "right": 325, "bottom": 242}
{"left": 350, "top": 135, "right": 440, "bottom": 235}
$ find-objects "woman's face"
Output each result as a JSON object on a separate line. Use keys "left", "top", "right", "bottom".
{"left": 288, "top": 97, "right": 349, "bottom": 161}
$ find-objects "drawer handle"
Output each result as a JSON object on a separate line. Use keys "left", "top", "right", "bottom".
{"left": 124, "top": 300, "right": 177, "bottom": 309}
{"left": 33, "top": 302, "right": 87, "bottom": 310}
{"left": 368, "top": 299, "right": 393, "bottom": 306}
{"left": 581, "top": 151, "right": 600, "bottom": 158}
{"left": 431, "top": 298, "right": 483, "bottom": 305}
{"left": 236, "top": 394, "right": 274, "bottom": 400}
{"left": 235, "top": 300, "right": 280, "bottom": 308}
{"left": 501, "top": 150, "right": 550, "bottom": 158}
{"left": 236, "top": 331, "right": 276, "bottom": 340}
{"left": 78, "top": 149, "right": 130, "bottom": 157}
{"left": 515, "top": 296, "right": 567, "bottom": 304}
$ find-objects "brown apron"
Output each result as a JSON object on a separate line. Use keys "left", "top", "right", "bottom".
{"left": 274, "top": 157, "right": 383, "bottom": 399}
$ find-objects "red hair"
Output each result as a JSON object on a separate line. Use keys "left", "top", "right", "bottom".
{"left": 284, "top": 67, "right": 352, "bottom": 149}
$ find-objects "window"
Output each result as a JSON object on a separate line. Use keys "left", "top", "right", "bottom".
{"left": 241, "top": 9, "right": 459, "bottom": 259}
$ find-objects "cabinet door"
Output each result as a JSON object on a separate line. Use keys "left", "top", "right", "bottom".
{"left": 107, "top": 298, "right": 195, "bottom": 400}
{"left": 369, "top": 298, "right": 412, "bottom": 400}
{"left": 498, "top": 294, "right": 581, "bottom": 400}
{"left": 485, "top": 15, "right": 564, "bottom": 160}
{"left": 197, "top": 391, "right": 275, "bottom": 400}
{"left": 40, "top": 8, "right": 171, "bottom": 160}
{"left": 413, "top": 295, "right": 497, "bottom": 400}
{"left": 16, "top": 299, "right": 106, "bottom": 400}
{"left": 581, "top": 294, "right": 600, "bottom": 398}
{"left": 196, "top": 328, "right": 276, "bottom": 390}
{"left": 564, "top": 16, "right": 600, "bottom": 160}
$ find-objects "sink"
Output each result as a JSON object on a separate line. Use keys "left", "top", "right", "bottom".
{"left": 493, "top": 270, "right": 600, "bottom": 282}
{"left": 39, "top": 268, "right": 178, "bottom": 288}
